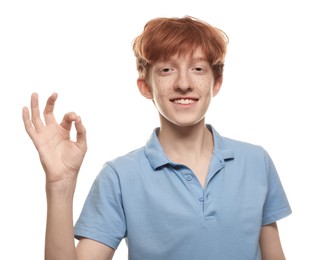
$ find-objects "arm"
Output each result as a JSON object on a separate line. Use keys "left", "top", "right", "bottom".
{"left": 259, "top": 222, "right": 286, "bottom": 260}
{"left": 77, "top": 239, "right": 115, "bottom": 260}
{"left": 23, "top": 93, "right": 114, "bottom": 260}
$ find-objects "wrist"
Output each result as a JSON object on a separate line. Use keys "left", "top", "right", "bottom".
{"left": 46, "top": 177, "right": 77, "bottom": 202}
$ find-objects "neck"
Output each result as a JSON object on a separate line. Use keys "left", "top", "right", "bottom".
{"left": 158, "top": 120, "right": 214, "bottom": 164}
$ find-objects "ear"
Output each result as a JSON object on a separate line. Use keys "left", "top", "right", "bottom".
{"left": 137, "top": 78, "right": 153, "bottom": 99}
{"left": 212, "top": 78, "right": 223, "bottom": 97}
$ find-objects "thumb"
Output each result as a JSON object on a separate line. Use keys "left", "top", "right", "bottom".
{"left": 74, "top": 116, "right": 87, "bottom": 152}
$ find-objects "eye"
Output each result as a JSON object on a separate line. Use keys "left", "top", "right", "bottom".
{"left": 159, "top": 67, "right": 174, "bottom": 75}
{"left": 161, "top": 68, "right": 171, "bottom": 73}
{"left": 192, "top": 66, "right": 206, "bottom": 73}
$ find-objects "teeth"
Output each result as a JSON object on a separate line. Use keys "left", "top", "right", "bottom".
{"left": 174, "top": 99, "right": 195, "bottom": 104}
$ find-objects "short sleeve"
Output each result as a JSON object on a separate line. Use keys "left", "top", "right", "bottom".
{"left": 74, "top": 163, "right": 126, "bottom": 249}
{"left": 261, "top": 150, "right": 292, "bottom": 225}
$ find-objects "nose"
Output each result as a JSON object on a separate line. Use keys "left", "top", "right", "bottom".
{"left": 174, "top": 71, "right": 192, "bottom": 92}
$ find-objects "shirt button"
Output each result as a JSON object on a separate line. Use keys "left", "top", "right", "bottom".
{"left": 198, "top": 197, "right": 204, "bottom": 202}
{"left": 185, "top": 175, "right": 193, "bottom": 181}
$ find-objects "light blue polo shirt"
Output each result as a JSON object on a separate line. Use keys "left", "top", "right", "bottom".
{"left": 74, "top": 125, "right": 291, "bottom": 260}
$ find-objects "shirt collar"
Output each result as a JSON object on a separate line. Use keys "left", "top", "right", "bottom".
{"left": 144, "top": 125, "right": 235, "bottom": 170}
{"left": 144, "top": 128, "right": 170, "bottom": 170}
{"left": 208, "top": 125, "right": 235, "bottom": 163}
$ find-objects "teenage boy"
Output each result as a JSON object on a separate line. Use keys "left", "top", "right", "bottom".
{"left": 23, "top": 16, "right": 291, "bottom": 260}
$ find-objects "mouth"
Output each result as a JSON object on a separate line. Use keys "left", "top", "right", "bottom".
{"left": 170, "top": 98, "right": 198, "bottom": 105}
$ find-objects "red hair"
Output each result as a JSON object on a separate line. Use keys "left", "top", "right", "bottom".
{"left": 133, "top": 16, "right": 229, "bottom": 80}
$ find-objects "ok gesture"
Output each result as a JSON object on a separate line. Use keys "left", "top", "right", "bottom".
{"left": 22, "top": 93, "right": 87, "bottom": 185}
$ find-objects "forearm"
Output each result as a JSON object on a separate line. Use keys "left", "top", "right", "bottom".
{"left": 259, "top": 222, "right": 286, "bottom": 260}
{"left": 45, "top": 181, "right": 77, "bottom": 260}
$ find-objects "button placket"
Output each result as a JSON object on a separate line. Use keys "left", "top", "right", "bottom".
{"left": 173, "top": 166, "right": 207, "bottom": 213}
{"left": 182, "top": 172, "right": 205, "bottom": 206}
{"left": 198, "top": 196, "right": 204, "bottom": 202}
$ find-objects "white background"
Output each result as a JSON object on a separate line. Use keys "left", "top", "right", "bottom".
{"left": 1, "top": 0, "right": 316, "bottom": 259}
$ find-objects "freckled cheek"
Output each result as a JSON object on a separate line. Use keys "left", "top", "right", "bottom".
{"left": 155, "top": 79, "right": 173, "bottom": 97}
{"left": 194, "top": 79, "right": 211, "bottom": 90}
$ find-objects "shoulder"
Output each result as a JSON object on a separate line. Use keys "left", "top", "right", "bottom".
{"left": 217, "top": 132, "right": 269, "bottom": 162}
{"left": 96, "top": 145, "right": 158, "bottom": 192}
{"left": 213, "top": 130, "right": 275, "bottom": 177}
{"left": 99, "top": 146, "right": 148, "bottom": 177}
{"left": 210, "top": 125, "right": 268, "bottom": 159}
{"left": 223, "top": 136, "right": 267, "bottom": 154}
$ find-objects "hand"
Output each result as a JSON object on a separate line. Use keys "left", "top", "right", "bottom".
{"left": 22, "top": 93, "right": 87, "bottom": 185}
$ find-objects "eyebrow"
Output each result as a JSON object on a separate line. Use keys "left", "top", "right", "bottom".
{"left": 191, "top": 57, "right": 208, "bottom": 63}
{"left": 157, "top": 56, "right": 208, "bottom": 65}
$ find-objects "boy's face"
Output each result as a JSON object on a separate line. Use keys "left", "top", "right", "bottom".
{"left": 137, "top": 48, "right": 222, "bottom": 128}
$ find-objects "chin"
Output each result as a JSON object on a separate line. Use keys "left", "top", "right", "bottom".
{"left": 160, "top": 112, "right": 206, "bottom": 128}
{"left": 170, "top": 118, "right": 205, "bottom": 128}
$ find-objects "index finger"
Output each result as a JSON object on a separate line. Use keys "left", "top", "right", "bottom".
{"left": 30, "top": 93, "right": 45, "bottom": 131}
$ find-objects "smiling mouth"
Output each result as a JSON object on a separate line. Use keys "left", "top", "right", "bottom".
{"left": 171, "top": 98, "right": 198, "bottom": 105}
